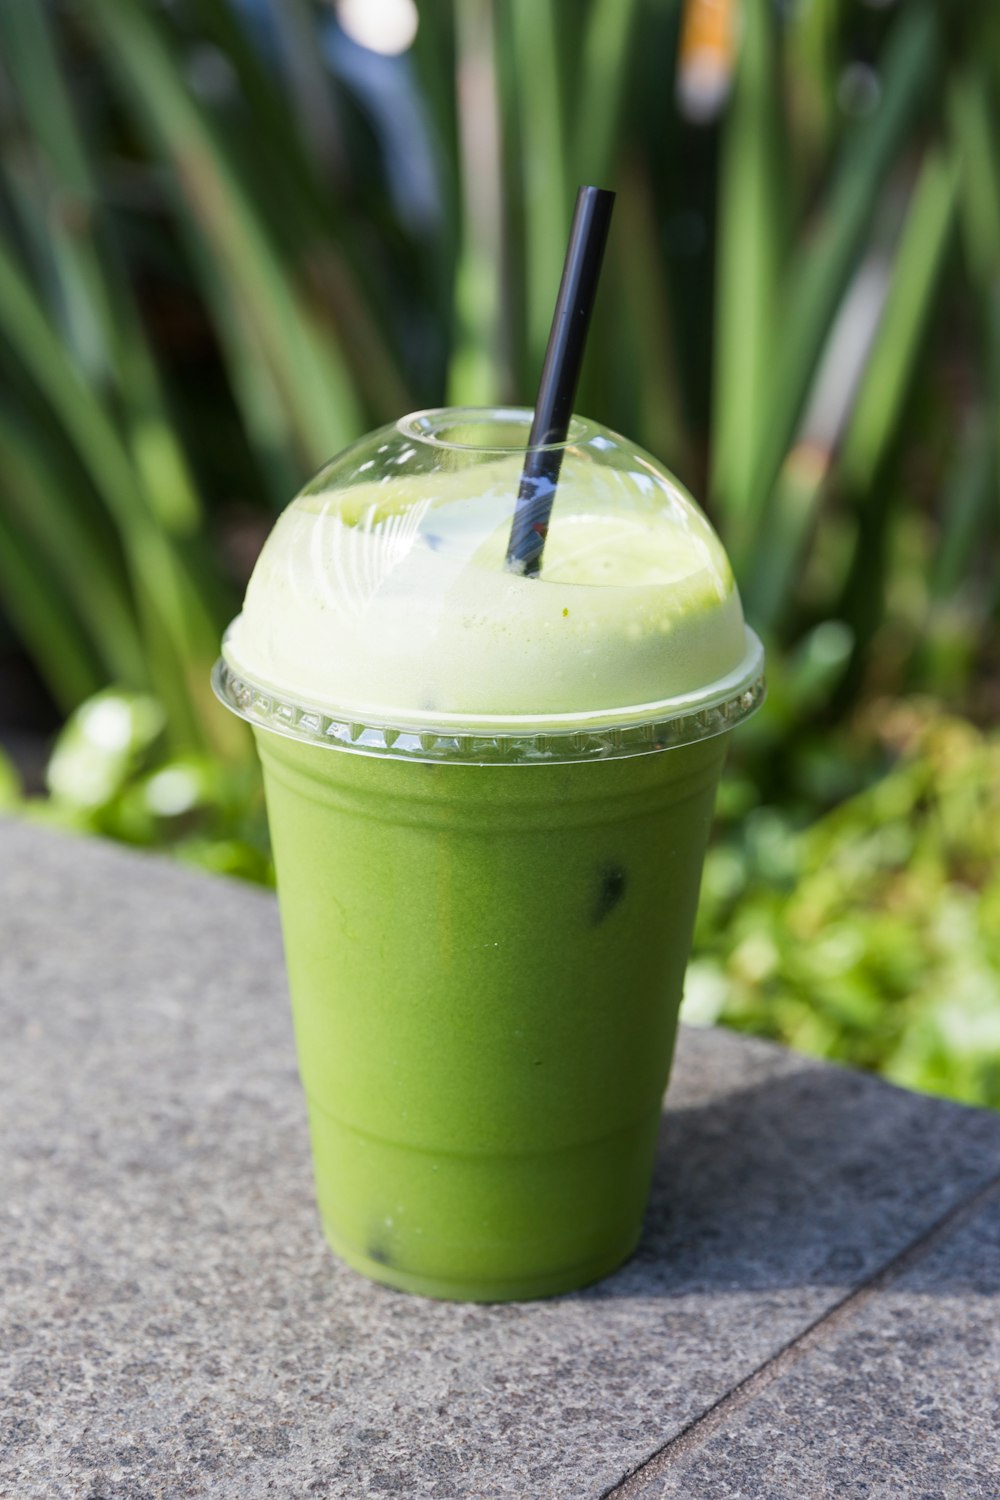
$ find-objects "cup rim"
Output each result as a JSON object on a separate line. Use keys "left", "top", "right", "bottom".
{"left": 396, "top": 406, "right": 594, "bottom": 454}
{"left": 213, "top": 627, "right": 765, "bottom": 765}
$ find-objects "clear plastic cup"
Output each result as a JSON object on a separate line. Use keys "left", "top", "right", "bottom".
{"left": 214, "top": 408, "right": 764, "bottom": 1300}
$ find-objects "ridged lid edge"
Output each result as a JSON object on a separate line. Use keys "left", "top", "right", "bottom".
{"left": 213, "top": 627, "right": 765, "bottom": 764}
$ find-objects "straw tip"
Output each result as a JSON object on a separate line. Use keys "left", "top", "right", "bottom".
{"left": 577, "top": 183, "right": 616, "bottom": 205}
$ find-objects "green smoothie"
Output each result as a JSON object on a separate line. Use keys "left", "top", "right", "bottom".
{"left": 215, "top": 408, "right": 763, "bottom": 1300}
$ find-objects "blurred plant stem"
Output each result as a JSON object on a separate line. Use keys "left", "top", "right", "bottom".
{"left": 86, "top": 0, "right": 362, "bottom": 470}
{"left": 730, "top": 0, "right": 939, "bottom": 569}
{"left": 710, "top": 0, "right": 783, "bottom": 529}
{"left": 448, "top": 0, "right": 506, "bottom": 405}
{"left": 509, "top": 0, "right": 568, "bottom": 375}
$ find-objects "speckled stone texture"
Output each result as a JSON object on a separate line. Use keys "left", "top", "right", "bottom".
{"left": 1, "top": 820, "right": 998, "bottom": 1500}
{"left": 619, "top": 1188, "right": 1000, "bottom": 1500}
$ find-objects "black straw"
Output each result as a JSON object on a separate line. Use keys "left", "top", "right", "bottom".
{"left": 506, "top": 185, "right": 615, "bottom": 576}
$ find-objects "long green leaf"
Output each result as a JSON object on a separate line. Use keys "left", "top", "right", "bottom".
{"left": 190, "top": 0, "right": 413, "bottom": 424}
{"left": 947, "top": 63, "right": 1000, "bottom": 523}
{"left": 607, "top": 163, "right": 687, "bottom": 470}
{"left": 746, "top": 148, "right": 958, "bottom": 628}
{"left": 783, "top": 0, "right": 843, "bottom": 178}
{"left": 711, "top": 0, "right": 784, "bottom": 525}
{"left": 839, "top": 151, "right": 959, "bottom": 492}
{"left": 824, "top": 147, "right": 959, "bottom": 691}
{"left": 948, "top": 65, "right": 1000, "bottom": 293}
{"left": 0, "top": 2, "right": 241, "bottom": 750}
{"left": 737, "top": 0, "right": 939, "bottom": 561}
{"left": 262, "top": 0, "right": 343, "bottom": 184}
{"left": 86, "top": 0, "right": 361, "bottom": 467}
{"left": 0, "top": 3, "right": 116, "bottom": 388}
{"left": 0, "top": 509, "right": 104, "bottom": 710}
{"left": 0, "top": 412, "right": 143, "bottom": 684}
{"left": 0, "top": 238, "right": 215, "bottom": 744}
{"left": 929, "top": 413, "right": 996, "bottom": 602}
{"left": 409, "top": 0, "right": 459, "bottom": 222}
{"left": 186, "top": 0, "right": 331, "bottom": 207}
{"left": 447, "top": 0, "right": 505, "bottom": 405}
{"left": 0, "top": 237, "right": 151, "bottom": 540}
{"left": 184, "top": 231, "right": 304, "bottom": 507}
{"left": 509, "top": 0, "right": 569, "bottom": 372}
{"left": 573, "top": 0, "right": 642, "bottom": 185}
{"left": 0, "top": 0, "right": 205, "bottom": 537}
{"left": 0, "top": 0, "right": 90, "bottom": 192}
{"left": 743, "top": 444, "right": 829, "bottom": 631}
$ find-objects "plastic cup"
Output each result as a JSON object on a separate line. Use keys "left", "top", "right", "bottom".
{"left": 214, "top": 408, "right": 764, "bottom": 1301}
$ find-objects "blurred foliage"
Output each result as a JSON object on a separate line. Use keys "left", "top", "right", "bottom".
{"left": 0, "top": 0, "right": 999, "bottom": 1105}
{"left": 687, "top": 704, "right": 1000, "bottom": 1109}
{"left": 0, "top": 742, "right": 19, "bottom": 809}
{"left": 14, "top": 687, "right": 272, "bottom": 882}
{"left": 0, "top": 0, "right": 998, "bottom": 739}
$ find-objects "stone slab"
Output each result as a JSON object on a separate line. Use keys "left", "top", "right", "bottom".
{"left": 621, "top": 1187, "right": 1000, "bottom": 1499}
{"left": 1, "top": 819, "right": 999, "bottom": 1500}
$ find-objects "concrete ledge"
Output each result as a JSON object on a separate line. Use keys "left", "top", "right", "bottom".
{"left": 1, "top": 820, "right": 998, "bottom": 1499}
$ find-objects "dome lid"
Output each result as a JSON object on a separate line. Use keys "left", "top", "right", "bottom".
{"left": 215, "top": 408, "right": 764, "bottom": 763}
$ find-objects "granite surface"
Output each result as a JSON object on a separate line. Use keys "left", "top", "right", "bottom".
{"left": 1, "top": 819, "right": 998, "bottom": 1500}
{"left": 619, "top": 1187, "right": 1000, "bottom": 1499}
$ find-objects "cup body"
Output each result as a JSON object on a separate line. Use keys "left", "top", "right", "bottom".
{"left": 216, "top": 404, "right": 765, "bottom": 1299}
{"left": 256, "top": 727, "right": 728, "bottom": 1300}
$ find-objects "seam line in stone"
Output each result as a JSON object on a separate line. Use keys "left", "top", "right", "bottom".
{"left": 599, "top": 1167, "right": 1000, "bottom": 1500}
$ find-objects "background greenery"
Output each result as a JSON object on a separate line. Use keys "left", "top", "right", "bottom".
{"left": 0, "top": 0, "right": 998, "bottom": 1105}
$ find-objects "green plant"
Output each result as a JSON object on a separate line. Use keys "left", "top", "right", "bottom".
{"left": 0, "top": 1, "right": 241, "bottom": 752}
{"left": 688, "top": 706, "right": 1000, "bottom": 1108}
{"left": 32, "top": 686, "right": 272, "bottom": 882}
{"left": 0, "top": 0, "right": 996, "bottom": 750}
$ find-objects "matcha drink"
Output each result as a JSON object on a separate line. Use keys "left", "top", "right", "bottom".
{"left": 214, "top": 408, "right": 764, "bottom": 1300}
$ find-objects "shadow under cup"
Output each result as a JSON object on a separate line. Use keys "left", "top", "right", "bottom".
{"left": 254, "top": 728, "right": 729, "bottom": 1302}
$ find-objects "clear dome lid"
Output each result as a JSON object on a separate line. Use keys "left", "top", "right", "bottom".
{"left": 214, "top": 408, "right": 764, "bottom": 763}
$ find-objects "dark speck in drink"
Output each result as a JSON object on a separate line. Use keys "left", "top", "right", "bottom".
{"left": 593, "top": 865, "right": 627, "bottom": 924}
